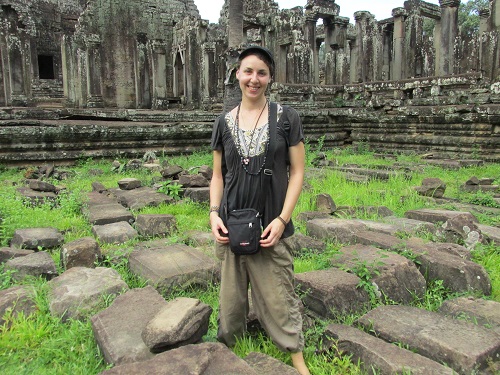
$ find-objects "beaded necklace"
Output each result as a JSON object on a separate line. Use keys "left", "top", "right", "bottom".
{"left": 235, "top": 100, "right": 270, "bottom": 175}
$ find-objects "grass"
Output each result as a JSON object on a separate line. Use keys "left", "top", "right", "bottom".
{"left": 0, "top": 148, "right": 499, "bottom": 374}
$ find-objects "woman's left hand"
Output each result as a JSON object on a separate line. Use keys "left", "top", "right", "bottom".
{"left": 260, "top": 218, "right": 286, "bottom": 248}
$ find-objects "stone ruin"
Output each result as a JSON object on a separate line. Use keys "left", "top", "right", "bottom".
{"left": 0, "top": 0, "right": 499, "bottom": 162}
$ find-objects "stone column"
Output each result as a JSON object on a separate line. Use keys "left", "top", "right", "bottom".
{"left": 437, "top": 0, "right": 461, "bottom": 76}
{"left": 0, "top": 25, "right": 10, "bottom": 106}
{"left": 392, "top": 8, "right": 406, "bottom": 80}
{"left": 134, "top": 33, "right": 151, "bottom": 109}
{"left": 151, "top": 39, "right": 168, "bottom": 109}
{"left": 85, "top": 34, "right": 104, "bottom": 108}
{"left": 304, "top": 17, "right": 318, "bottom": 84}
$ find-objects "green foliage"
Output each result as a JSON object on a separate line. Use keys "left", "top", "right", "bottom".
{"left": 458, "top": 0, "right": 489, "bottom": 36}
{"left": 157, "top": 179, "right": 183, "bottom": 200}
{"left": 465, "top": 190, "right": 500, "bottom": 208}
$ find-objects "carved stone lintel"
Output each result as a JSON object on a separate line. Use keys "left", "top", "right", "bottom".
{"left": 439, "top": 0, "right": 461, "bottom": 9}
{"left": 392, "top": 7, "right": 407, "bottom": 18}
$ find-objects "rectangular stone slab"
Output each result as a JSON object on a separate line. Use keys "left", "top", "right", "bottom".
{"left": 357, "top": 305, "right": 500, "bottom": 374}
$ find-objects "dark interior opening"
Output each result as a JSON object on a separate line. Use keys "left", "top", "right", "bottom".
{"left": 38, "top": 55, "right": 55, "bottom": 79}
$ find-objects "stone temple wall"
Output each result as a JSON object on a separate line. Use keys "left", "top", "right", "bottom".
{"left": 0, "top": 0, "right": 498, "bottom": 164}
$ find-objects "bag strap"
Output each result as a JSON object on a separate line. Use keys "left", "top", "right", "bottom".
{"left": 257, "top": 102, "right": 277, "bottom": 214}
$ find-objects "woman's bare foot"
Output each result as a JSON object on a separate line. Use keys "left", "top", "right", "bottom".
{"left": 291, "top": 351, "right": 311, "bottom": 375}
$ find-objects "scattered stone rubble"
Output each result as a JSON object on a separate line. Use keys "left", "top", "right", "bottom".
{"left": 1, "top": 161, "right": 500, "bottom": 374}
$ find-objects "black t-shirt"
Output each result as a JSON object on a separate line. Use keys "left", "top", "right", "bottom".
{"left": 211, "top": 103, "right": 304, "bottom": 239}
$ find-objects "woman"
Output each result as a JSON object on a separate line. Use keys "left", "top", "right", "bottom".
{"left": 209, "top": 45, "right": 309, "bottom": 375}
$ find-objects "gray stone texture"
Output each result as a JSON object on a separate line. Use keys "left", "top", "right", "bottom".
{"left": 306, "top": 218, "right": 368, "bottom": 244}
{"left": 109, "top": 186, "right": 173, "bottom": 210}
{"left": 28, "top": 179, "right": 57, "bottom": 192}
{"left": 357, "top": 305, "right": 500, "bottom": 375}
{"left": 141, "top": 297, "right": 212, "bottom": 351}
{"left": 0, "top": 285, "right": 37, "bottom": 326}
{"left": 48, "top": 267, "right": 128, "bottom": 322}
{"left": 91, "top": 286, "right": 167, "bottom": 365}
{"left": 134, "top": 214, "right": 177, "bottom": 237}
{"left": 351, "top": 230, "right": 405, "bottom": 251}
{"left": 332, "top": 244, "right": 426, "bottom": 303}
{"left": 414, "top": 177, "right": 447, "bottom": 198}
{"left": 478, "top": 223, "right": 500, "bottom": 245}
{"left": 128, "top": 241, "right": 219, "bottom": 292}
{"left": 85, "top": 192, "right": 134, "bottom": 226}
{"left": 183, "top": 187, "right": 210, "bottom": 203}
{"left": 295, "top": 268, "right": 370, "bottom": 318}
{"left": 0, "top": 247, "right": 34, "bottom": 263}
{"left": 10, "top": 227, "right": 64, "bottom": 250}
{"left": 244, "top": 351, "right": 299, "bottom": 375}
{"left": 92, "top": 221, "right": 138, "bottom": 244}
{"left": 16, "top": 187, "right": 57, "bottom": 205}
{"left": 322, "top": 324, "right": 455, "bottom": 374}
{"left": 117, "top": 178, "right": 142, "bottom": 190}
{"left": 404, "top": 209, "right": 479, "bottom": 224}
{"left": 98, "top": 342, "right": 258, "bottom": 375}
{"left": 439, "top": 296, "right": 500, "bottom": 334}
{"left": 5, "top": 251, "right": 58, "bottom": 281}
{"left": 60, "top": 236, "right": 102, "bottom": 269}
{"left": 406, "top": 237, "right": 492, "bottom": 295}
{"left": 178, "top": 173, "right": 209, "bottom": 187}
{"left": 282, "top": 232, "right": 327, "bottom": 256}
{"left": 314, "top": 193, "right": 336, "bottom": 213}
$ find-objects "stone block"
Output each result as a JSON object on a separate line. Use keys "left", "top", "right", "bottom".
{"left": 295, "top": 268, "right": 370, "bottom": 318}
{"left": 244, "top": 352, "right": 299, "bottom": 375}
{"left": 60, "top": 237, "right": 102, "bottom": 269}
{"left": 87, "top": 203, "right": 134, "bottom": 226}
{"left": 98, "top": 342, "right": 258, "bottom": 375}
{"left": 117, "top": 178, "right": 141, "bottom": 190}
{"left": 16, "top": 187, "right": 57, "bottom": 206}
{"left": 183, "top": 187, "right": 210, "bottom": 203}
{"left": 314, "top": 193, "right": 336, "bottom": 213}
{"left": 322, "top": 324, "right": 454, "bottom": 374}
{"left": 178, "top": 174, "right": 209, "bottom": 187}
{"left": 10, "top": 227, "right": 64, "bottom": 250}
{"left": 477, "top": 223, "right": 500, "bottom": 245}
{"left": 5, "top": 251, "right": 58, "bottom": 281}
{"left": 91, "top": 286, "right": 167, "bottom": 365}
{"left": 381, "top": 216, "right": 437, "bottom": 235}
{"left": 92, "top": 221, "right": 138, "bottom": 244}
{"left": 406, "top": 238, "right": 491, "bottom": 295}
{"left": 306, "top": 218, "right": 367, "bottom": 244}
{"left": 357, "top": 305, "right": 500, "bottom": 375}
{"left": 0, "top": 286, "right": 37, "bottom": 326}
{"left": 282, "top": 232, "right": 326, "bottom": 256}
{"left": 351, "top": 230, "right": 405, "bottom": 251}
{"left": 48, "top": 267, "right": 128, "bottom": 322}
{"left": 0, "top": 247, "right": 34, "bottom": 263}
{"left": 128, "top": 241, "right": 219, "bottom": 292}
{"left": 404, "top": 209, "right": 478, "bottom": 224}
{"left": 142, "top": 297, "right": 212, "bottom": 351}
{"left": 109, "top": 187, "right": 173, "bottom": 210}
{"left": 134, "top": 214, "right": 177, "bottom": 237}
{"left": 332, "top": 244, "right": 426, "bottom": 303}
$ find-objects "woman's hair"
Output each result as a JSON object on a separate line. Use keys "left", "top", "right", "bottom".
{"left": 238, "top": 46, "right": 275, "bottom": 79}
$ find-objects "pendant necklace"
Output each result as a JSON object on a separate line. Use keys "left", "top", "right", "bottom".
{"left": 236, "top": 100, "right": 268, "bottom": 165}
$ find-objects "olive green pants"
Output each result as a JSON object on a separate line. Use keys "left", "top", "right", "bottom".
{"left": 215, "top": 240, "right": 304, "bottom": 352}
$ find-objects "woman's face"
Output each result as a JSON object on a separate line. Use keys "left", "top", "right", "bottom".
{"left": 236, "top": 54, "right": 272, "bottom": 101}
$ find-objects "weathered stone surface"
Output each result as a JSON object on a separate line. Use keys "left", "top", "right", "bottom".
{"left": 404, "top": 209, "right": 479, "bottom": 224}
{"left": 295, "top": 268, "right": 370, "bottom": 318}
{"left": 282, "top": 232, "right": 326, "bottom": 256}
{"left": 314, "top": 193, "right": 336, "bottom": 213}
{"left": 478, "top": 223, "right": 500, "bottom": 245}
{"left": 92, "top": 222, "right": 138, "bottom": 244}
{"left": 0, "top": 285, "right": 37, "bottom": 326}
{"left": 351, "top": 230, "right": 405, "bottom": 251}
{"left": 134, "top": 214, "right": 177, "bottom": 237}
{"left": 5, "top": 251, "right": 58, "bottom": 281}
{"left": 142, "top": 297, "right": 212, "bottom": 351}
{"left": 332, "top": 244, "right": 426, "bottom": 303}
{"left": 439, "top": 213, "right": 483, "bottom": 249}
{"left": 160, "top": 165, "right": 184, "bottom": 179}
{"left": 98, "top": 342, "right": 258, "bottom": 375}
{"left": 414, "top": 178, "right": 446, "bottom": 198}
{"left": 91, "top": 286, "right": 167, "bottom": 365}
{"left": 244, "top": 351, "right": 299, "bottom": 375}
{"left": 110, "top": 186, "right": 173, "bottom": 210}
{"left": 128, "top": 241, "right": 219, "bottom": 292}
{"left": 322, "top": 324, "right": 454, "bottom": 375}
{"left": 91, "top": 181, "right": 107, "bottom": 193}
{"left": 27, "top": 179, "right": 57, "bottom": 192}
{"left": 48, "top": 267, "right": 129, "bottom": 322}
{"left": 306, "top": 218, "right": 367, "bottom": 243}
{"left": 117, "top": 178, "right": 142, "bottom": 190}
{"left": 0, "top": 247, "right": 35, "bottom": 263}
{"left": 406, "top": 237, "right": 492, "bottom": 295}
{"left": 87, "top": 203, "right": 134, "bottom": 226}
{"left": 357, "top": 305, "right": 500, "bottom": 375}
{"left": 439, "top": 296, "right": 500, "bottom": 334}
{"left": 10, "top": 227, "right": 64, "bottom": 250}
{"left": 198, "top": 165, "right": 213, "bottom": 180}
{"left": 178, "top": 174, "right": 209, "bottom": 187}
{"left": 296, "top": 211, "right": 331, "bottom": 222}
{"left": 424, "top": 241, "right": 472, "bottom": 260}
{"left": 378, "top": 215, "right": 437, "bottom": 235}
{"left": 185, "top": 230, "right": 214, "bottom": 248}
{"left": 183, "top": 187, "right": 210, "bottom": 203}
{"left": 60, "top": 237, "right": 102, "bottom": 269}
{"left": 16, "top": 187, "right": 57, "bottom": 205}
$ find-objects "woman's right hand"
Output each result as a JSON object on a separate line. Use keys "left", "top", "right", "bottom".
{"left": 210, "top": 212, "right": 229, "bottom": 244}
